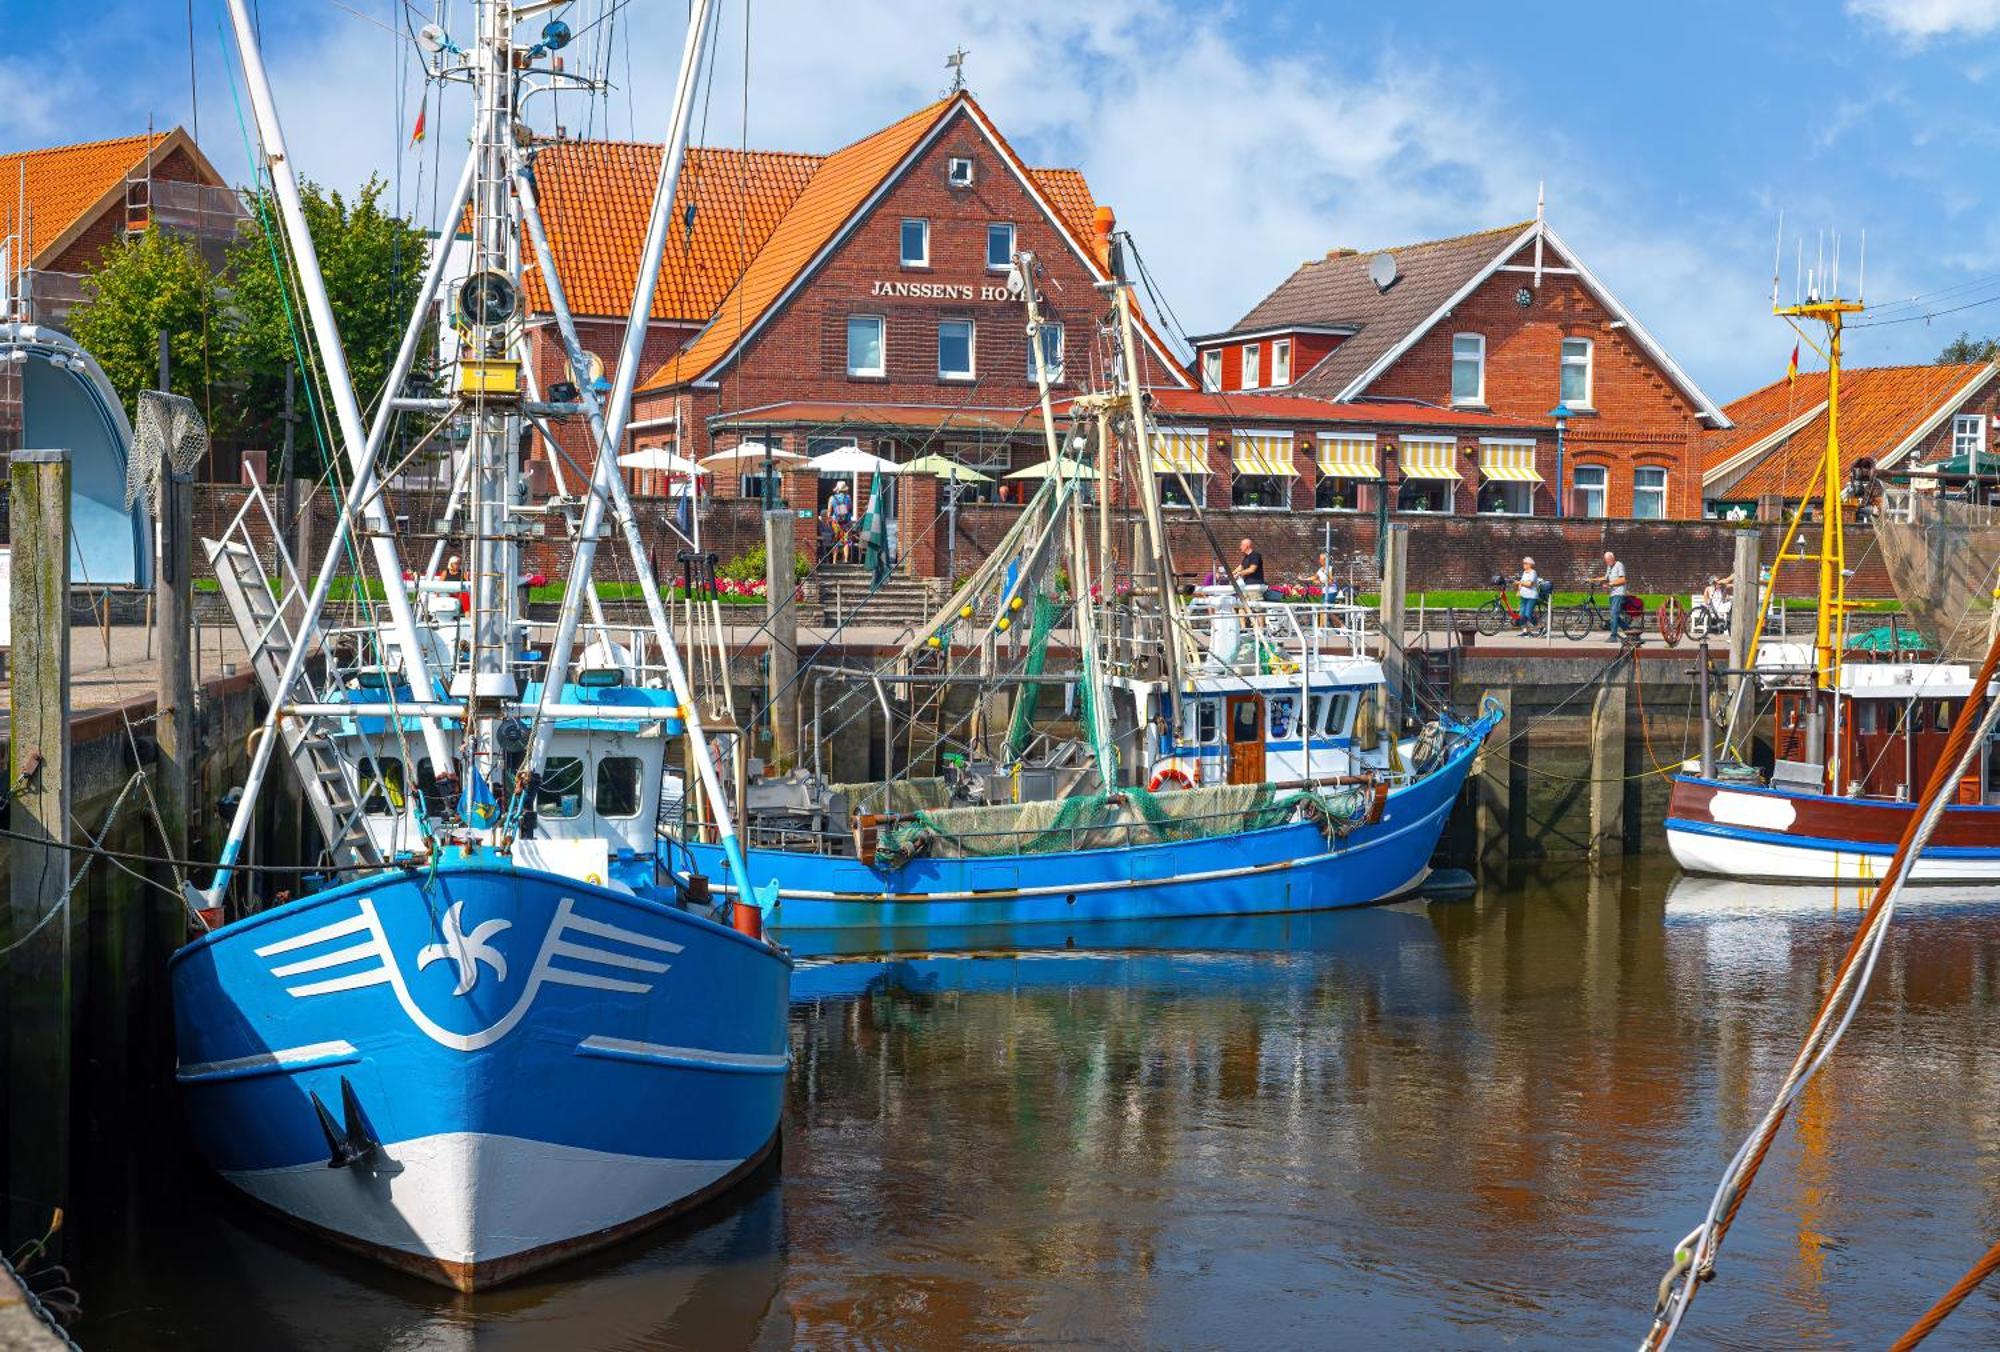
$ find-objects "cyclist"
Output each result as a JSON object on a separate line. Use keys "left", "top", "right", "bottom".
{"left": 1512, "top": 556, "right": 1542, "bottom": 632}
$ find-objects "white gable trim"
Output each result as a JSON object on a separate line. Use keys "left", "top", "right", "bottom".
{"left": 1331, "top": 221, "right": 1732, "bottom": 429}
{"left": 1700, "top": 400, "right": 1827, "bottom": 493}
{"left": 689, "top": 97, "right": 1190, "bottom": 390}
{"left": 1880, "top": 363, "right": 2000, "bottom": 469}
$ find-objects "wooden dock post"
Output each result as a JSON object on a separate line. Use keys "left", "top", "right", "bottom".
{"left": 763, "top": 509, "right": 798, "bottom": 773}
{"left": 1379, "top": 524, "right": 1409, "bottom": 742}
{"left": 5, "top": 449, "right": 71, "bottom": 1252}
{"left": 1589, "top": 681, "right": 1626, "bottom": 863}
{"left": 1474, "top": 685, "right": 1512, "bottom": 871}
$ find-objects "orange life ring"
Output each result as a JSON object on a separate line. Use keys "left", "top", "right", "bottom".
{"left": 1148, "top": 764, "right": 1196, "bottom": 792}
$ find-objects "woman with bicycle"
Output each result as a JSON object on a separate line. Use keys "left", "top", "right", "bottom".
{"left": 1513, "top": 556, "right": 1542, "bottom": 633}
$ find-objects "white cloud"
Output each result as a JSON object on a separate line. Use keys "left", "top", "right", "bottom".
{"left": 1848, "top": 0, "right": 2000, "bottom": 42}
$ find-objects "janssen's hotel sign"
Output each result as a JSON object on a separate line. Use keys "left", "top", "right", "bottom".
{"left": 869, "top": 279, "right": 1016, "bottom": 302}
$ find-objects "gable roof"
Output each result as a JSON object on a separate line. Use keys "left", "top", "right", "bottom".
{"left": 634, "top": 92, "right": 1186, "bottom": 393}
{"left": 0, "top": 128, "right": 223, "bottom": 268}
{"left": 1219, "top": 218, "right": 1729, "bottom": 426}
{"left": 1702, "top": 361, "right": 1998, "bottom": 500}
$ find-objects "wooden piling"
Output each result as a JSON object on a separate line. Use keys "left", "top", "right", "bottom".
{"left": 1474, "top": 685, "right": 1512, "bottom": 871}
{"left": 763, "top": 510, "right": 798, "bottom": 773}
{"left": 1726, "top": 528, "right": 1760, "bottom": 756}
{"left": 1589, "top": 681, "right": 1626, "bottom": 863}
{"left": 1379, "top": 524, "right": 1409, "bottom": 741}
{"left": 5, "top": 449, "right": 71, "bottom": 1252}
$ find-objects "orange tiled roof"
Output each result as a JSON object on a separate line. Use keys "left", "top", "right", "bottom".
{"left": 637, "top": 97, "right": 958, "bottom": 389}
{"left": 524, "top": 131, "right": 1100, "bottom": 327}
{"left": 1703, "top": 362, "right": 1996, "bottom": 500}
{"left": 0, "top": 131, "right": 171, "bottom": 263}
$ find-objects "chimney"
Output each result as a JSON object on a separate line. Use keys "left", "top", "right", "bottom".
{"left": 1093, "top": 205, "right": 1116, "bottom": 269}
{"left": 1327, "top": 247, "right": 1359, "bottom": 258}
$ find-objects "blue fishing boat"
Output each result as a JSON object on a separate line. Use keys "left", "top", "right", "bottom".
{"left": 670, "top": 250, "right": 1498, "bottom": 932}
{"left": 174, "top": 0, "right": 783, "bottom": 1289}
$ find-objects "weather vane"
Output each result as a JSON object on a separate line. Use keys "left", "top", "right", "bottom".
{"left": 945, "top": 46, "right": 969, "bottom": 93}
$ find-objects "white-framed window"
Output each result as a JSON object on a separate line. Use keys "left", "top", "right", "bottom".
{"left": 1573, "top": 463, "right": 1608, "bottom": 518}
{"left": 1160, "top": 473, "right": 1206, "bottom": 509}
{"left": 899, "top": 218, "right": 929, "bottom": 268}
{"left": 358, "top": 757, "right": 405, "bottom": 817}
{"left": 846, "top": 314, "right": 885, "bottom": 377}
{"left": 1560, "top": 337, "right": 1593, "bottom": 407}
{"left": 1201, "top": 349, "right": 1223, "bottom": 392}
{"left": 946, "top": 156, "right": 974, "bottom": 187}
{"left": 938, "top": 319, "right": 976, "bottom": 380}
{"left": 536, "top": 757, "right": 584, "bottom": 819}
{"left": 1268, "top": 694, "right": 1299, "bottom": 740}
{"left": 1633, "top": 465, "right": 1669, "bottom": 519}
{"left": 1451, "top": 333, "right": 1486, "bottom": 405}
{"left": 1316, "top": 477, "right": 1363, "bottom": 512}
{"left": 739, "top": 470, "right": 783, "bottom": 503}
{"left": 1027, "top": 323, "right": 1064, "bottom": 383}
{"left": 986, "top": 222, "right": 1015, "bottom": 271}
{"left": 1308, "top": 692, "right": 1355, "bottom": 738}
{"left": 1232, "top": 475, "right": 1289, "bottom": 510}
{"left": 1396, "top": 478, "right": 1454, "bottom": 513}
{"left": 1242, "top": 342, "right": 1261, "bottom": 390}
{"left": 1182, "top": 696, "right": 1222, "bottom": 746}
{"left": 1953, "top": 413, "right": 1987, "bottom": 459}
{"left": 1271, "top": 338, "right": 1292, "bottom": 387}
{"left": 1478, "top": 480, "right": 1534, "bottom": 515}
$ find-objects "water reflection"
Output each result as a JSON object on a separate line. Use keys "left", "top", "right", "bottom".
{"left": 73, "top": 861, "right": 2000, "bottom": 1348}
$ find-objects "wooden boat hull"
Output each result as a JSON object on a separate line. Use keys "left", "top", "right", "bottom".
{"left": 1665, "top": 775, "right": 2000, "bottom": 883}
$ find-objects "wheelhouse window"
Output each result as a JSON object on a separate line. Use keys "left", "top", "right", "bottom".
{"left": 359, "top": 757, "right": 405, "bottom": 816}
{"left": 1182, "top": 696, "right": 1222, "bottom": 746}
{"left": 1953, "top": 413, "right": 1987, "bottom": 460}
{"left": 1573, "top": 464, "right": 1608, "bottom": 518}
{"left": 1027, "top": 323, "right": 1064, "bottom": 383}
{"left": 1201, "top": 349, "right": 1222, "bottom": 392}
{"left": 899, "top": 218, "right": 929, "bottom": 268}
{"left": 594, "top": 756, "right": 643, "bottom": 819}
{"left": 986, "top": 222, "right": 1015, "bottom": 271}
{"left": 846, "top": 315, "right": 885, "bottom": 377}
{"left": 537, "top": 756, "right": 584, "bottom": 819}
{"left": 1316, "top": 477, "right": 1362, "bottom": 511}
{"left": 1308, "top": 692, "right": 1355, "bottom": 737}
{"left": 1268, "top": 694, "right": 1298, "bottom": 740}
{"left": 1633, "top": 466, "right": 1669, "bottom": 519}
{"left": 938, "top": 319, "right": 976, "bottom": 380}
{"left": 1242, "top": 343, "right": 1261, "bottom": 390}
{"left": 1451, "top": 333, "right": 1486, "bottom": 404}
{"left": 1271, "top": 339, "right": 1292, "bottom": 387}
{"left": 1560, "top": 337, "right": 1593, "bottom": 407}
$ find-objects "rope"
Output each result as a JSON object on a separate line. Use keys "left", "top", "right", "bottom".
{"left": 1890, "top": 1239, "right": 2000, "bottom": 1350}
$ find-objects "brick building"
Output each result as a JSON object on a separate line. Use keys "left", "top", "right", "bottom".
{"left": 1702, "top": 361, "right": 2000, "bottom": 517}
{"left": 1191, "top": 214, "right": 1730, "bottom": 520}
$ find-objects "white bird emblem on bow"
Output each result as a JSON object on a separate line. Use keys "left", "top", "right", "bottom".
{"left": 416, "top": 902, "right": 511, "bottom": 996}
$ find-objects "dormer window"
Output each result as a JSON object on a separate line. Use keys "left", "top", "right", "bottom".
{"left": 1242, "top": 343, "right": 1261, "bottom": 390}
{"left": 1271, "top": 339, "right": 1291, "bottom": 387}
{"left": 1201, "top": 349, "right": 1222, "bottom": 392}
{"left": 946, "top": 157, "right": 974, "bottom": 187}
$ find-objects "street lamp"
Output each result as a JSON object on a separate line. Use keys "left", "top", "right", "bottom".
{"left": 1548, "top": 402, "right": 1573, "bottom": 518}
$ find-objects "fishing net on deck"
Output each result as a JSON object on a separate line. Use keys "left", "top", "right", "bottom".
{"left": 873, "top": 780, "right": 1376, "bottom": 871}
{"left": 834, "top": 777, "right": 953, "bottom": 816}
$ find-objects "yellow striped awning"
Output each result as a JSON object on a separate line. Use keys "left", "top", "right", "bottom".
{"left": 1479, "top": 440, "right": 1543, "bottom": 483}
{"left": 1315, "top": 434, "right": 1381, "bottom": 478}
{"left": 1147, "top": 426, "right": 1210, "bottom": 475}
{"left": 1230, "top": 429, "right": 1298, "bottom": 477}
{"left": 1399, "top": 436, "right": 1461, "bottom": 480}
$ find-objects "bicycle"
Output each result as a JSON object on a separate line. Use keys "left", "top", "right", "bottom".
{"left": 1474, "top": 575, "right": 1544, "bottom": 636}
{"left": 1562, "top": 591, "right": 1645, "bottom": 643}
{"left": 1687, "top": 600, "right": 1731, "bottom": 641}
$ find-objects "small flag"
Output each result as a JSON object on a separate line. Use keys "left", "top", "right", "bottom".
{"left": 459, "top": 768, "right": 498, "bottom": 830}
{"left": 409, "top": 104, "right": 428, "bottom": 147}
{"left": 1787, "top": 342, "right": 1799, "bottom": 385}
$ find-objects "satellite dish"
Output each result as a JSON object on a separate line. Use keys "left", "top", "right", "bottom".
{"left": 1368, "top": 252, "right": 1399, "bottom": 292}
{"left": 417, "top": 22, "right": 448, "bottom": 55}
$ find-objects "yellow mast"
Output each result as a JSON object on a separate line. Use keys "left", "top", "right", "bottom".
{"left": 1771, "top": 297, "right": 1862, "bottom": 691}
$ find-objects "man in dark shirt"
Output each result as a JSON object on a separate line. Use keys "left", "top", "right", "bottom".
{"left": 1231, "top": 537, "right": 1266, "bottom": 587}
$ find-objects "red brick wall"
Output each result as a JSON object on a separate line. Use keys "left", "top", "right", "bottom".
{"left": 523, "top": 318, "right": 702, "bottom": 496}
{"left": 46, "top": 146, "right": 217, "bottom": 273}
{"left": 1364, "top": 241, "right": 1708, "bottom": 519}
{"left": 1895, "top": 378, "right": 2000, "bottom": 468}
{"left": 631, "top": 106, "right": 1183, "bottom": 483}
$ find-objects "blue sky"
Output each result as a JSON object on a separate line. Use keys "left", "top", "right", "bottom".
{"left": 8, "top": 0, "right": 2000, "bottom": 402}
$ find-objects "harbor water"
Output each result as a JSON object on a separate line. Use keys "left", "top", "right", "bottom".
{"left": 68, "top": 859, "right": 2000, "bottom": 1348}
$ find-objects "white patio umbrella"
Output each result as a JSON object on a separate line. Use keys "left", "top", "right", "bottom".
{"left": 697, "top": 440, "right": 802, "bottom": 468}
{"left": 1003, "top": 456, "right": 1090, "bottom": 480}
{"left": 617, "top": 445, "right": 707, "bottom": 477}
{"left": 808, "top": 443, "right": 900, "bottom": 475}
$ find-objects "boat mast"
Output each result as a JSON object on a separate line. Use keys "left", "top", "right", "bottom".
{"left": 1109, "top": 242, "right": 1185, "bottom": 727}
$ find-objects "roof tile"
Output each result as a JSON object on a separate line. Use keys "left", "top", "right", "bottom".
{"left": 0, "top": 131, "right": 171, "bottom": 263}
{"left": 1703, "top": 362, "right": 1996, "bottom": 500}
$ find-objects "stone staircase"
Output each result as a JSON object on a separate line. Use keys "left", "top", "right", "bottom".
{"left": 809, "top": 565, "right": 947, "bottom": 631}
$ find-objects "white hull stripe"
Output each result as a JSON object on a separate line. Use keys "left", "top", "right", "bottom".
{"left": 1667, "top": 824, "right": 2000, "bottom": 884}
{"left": 577, "top": 1034, "right": 790, "bottom": 1074}
{"left": 179, "top": 1039, "right": 360, "bottom": 1084}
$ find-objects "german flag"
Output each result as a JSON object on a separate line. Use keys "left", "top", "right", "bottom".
{"left": 409, "top": 104, "right": 427, "bottom": 147}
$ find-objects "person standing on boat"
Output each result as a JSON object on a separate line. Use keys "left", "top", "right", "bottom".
{"left": 1513, "top": 556, "right": 1541, "bottom": 633}
{"left": 1231, "top": 537, "right": 1266, "bottom": 590}
{"left": 1590, "top": 550, "right": 1635, "bottom": 644}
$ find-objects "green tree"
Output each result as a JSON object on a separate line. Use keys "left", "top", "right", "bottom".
{"left": 221, "top": 174, "right": 429, "bottom": 464}
{"left": 1939, "top": 331, "right": 2000, "bottom": 364}
{"left": 67, "top": 228, "right": 220, "bottom": 417}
